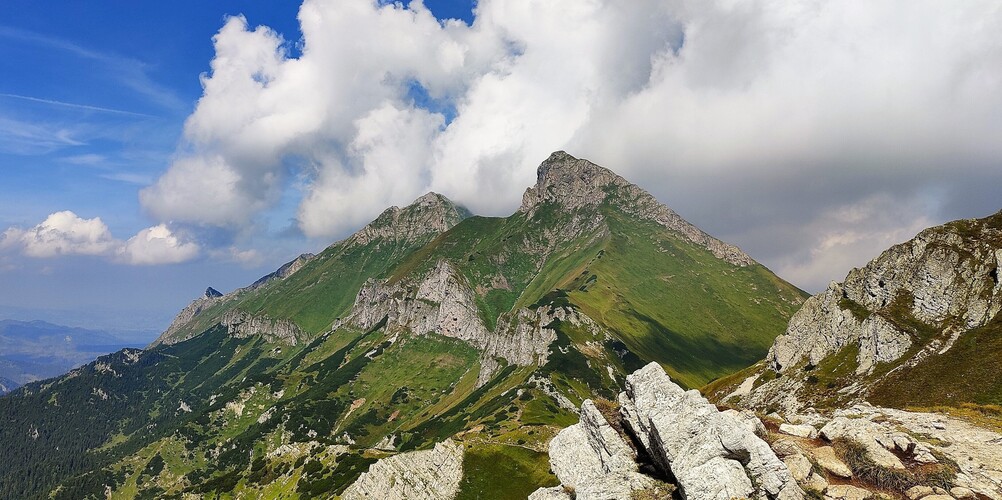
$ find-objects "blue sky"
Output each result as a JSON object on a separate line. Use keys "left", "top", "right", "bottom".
{"left": 0, "top": 1, "right": 475, "bottom": 335}
{"left": 1, "top": 1, "right": 1000, "bottom": 338}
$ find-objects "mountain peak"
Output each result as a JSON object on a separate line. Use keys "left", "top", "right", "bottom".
{"left": 521, "top": 151, "right": 631, "bottom": 213}
{"left": 411, "top": 191, "right": 453, "bottom": 208}
{"left": 521, "top": 151, "right": 754, "bottom": 266}
{"left": 347, "top": 191, "right": 471, "bottom": 248}
{"left": 204, "top": 287, "right": 223, "bottom": 298}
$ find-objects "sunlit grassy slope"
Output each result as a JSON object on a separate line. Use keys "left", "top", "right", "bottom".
{"left": 383, "top": 198, "right": 806, "bottom": 388}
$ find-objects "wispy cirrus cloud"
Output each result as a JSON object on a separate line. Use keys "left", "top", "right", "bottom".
{"left": 0, "top": 93, "right": 155, "bottom": 118}
{"left": 0, "top": 116, "right": 84, "bottom": 154}
{"left": 0, "top": 26, "right": 185, "bottom": 112}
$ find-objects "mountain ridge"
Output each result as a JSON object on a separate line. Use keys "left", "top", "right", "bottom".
{"left": 153, "top": 190, "right": 473, "bottom": 346}
{"left": 0, "top": 319, "right": 146, "bottom": 392}
{"left": 521, "top": 151, "right": 754, "bottom": 266}
{"left": 0, "top": 151, "right": 808, "bottom": 499}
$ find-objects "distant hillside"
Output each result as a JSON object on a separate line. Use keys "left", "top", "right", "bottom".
{"left": 0, "top": 319, "right": 146, "bottom": 393}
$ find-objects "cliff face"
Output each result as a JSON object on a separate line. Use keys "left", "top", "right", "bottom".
{"left": 342, "top": 260, "right": 583, "bottom": 384}
{"left": 707, "top": 210, "right": 1002, "bottom": 425}
{"left": 219, "top": 310, "right": 308, "bottom": 345}
{"left": 769, "top": 212, "right": 1002, "bottom": 376}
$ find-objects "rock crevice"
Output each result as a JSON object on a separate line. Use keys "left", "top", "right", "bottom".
{"left": 535, "top": 362, "right": 803, "bottom": 500}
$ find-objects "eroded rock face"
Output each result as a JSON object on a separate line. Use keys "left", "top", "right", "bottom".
{"left": 520, "top": 151, "right": 754, "bottom": 266}
{"left": 220, "top": 310, "right": 307, "bottom": 346}
{"left": 621, "top": 363, "right": 804, "bottom": 500}
{"left": 345, "top": 260, "right": 558, "bottom": 381}
{"left": 341, "top": 439, "right": 464, "bottom": 500}
{"left": 769, "top": 282, "right": 915, "bottom": 375}
{"left": 536, "top": 362, "right": 803, "bottom": 500}
{"left": 768, "top": 213, "right": 1002, "bottom": 376}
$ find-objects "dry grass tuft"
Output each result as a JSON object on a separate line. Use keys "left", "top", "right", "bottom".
{"left": 831, "top": 437, "right": 958, "bottom": 493}
{"left": 630, "top": 480, "right": 675, "bottom": 500}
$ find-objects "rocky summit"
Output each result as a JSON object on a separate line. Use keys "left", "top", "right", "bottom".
{"left": 0, "top": 151, "right": 999, "bottom": 500}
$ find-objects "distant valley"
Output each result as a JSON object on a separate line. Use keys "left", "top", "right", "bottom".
{"left": 0, "top": 319, "right": 151, "bottom": 394}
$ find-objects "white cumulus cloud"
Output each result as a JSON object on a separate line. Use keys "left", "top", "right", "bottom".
{"left": 1, "top": 212, "right": 201, "bottom": 266}
{"left": 118, "top": 224, "right": 201, "bottom": 265}
{"left": 1, "top": 211, "right": 119, "bottom": 258}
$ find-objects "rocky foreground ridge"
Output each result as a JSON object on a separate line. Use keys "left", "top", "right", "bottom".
{"left": 343, "top": 362, "right": 1002, "bottom": 499}
{"left": 532, "top": 362, "right": 802, "bottom": 500}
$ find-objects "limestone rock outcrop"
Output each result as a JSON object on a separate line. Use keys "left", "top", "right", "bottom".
{"left": 621, "top": 363, "right": 804, "bottom": 500}
{"left": 520, "top": 151, "right": 754, "bottom": 266}
{"left": 344, "top": 260, "right": 559, "bottom": 381}
{"left": 825, "top": 405, "right": 1002, "bottom": 498}
{"left": 342, "top": 439, "right": 464, "bottom": 500}
{"left": 247, "top": 253, "right": 315, "bottom": 290}
{"left": 533, "top": 400, "right": 658, "bottom": 499}
{"left": 346, "top": 192, "right": 470, "bottom": 249}
{"left": 768, "top": 211, "right": 1002, "bottom": 375}
{"left": 220, "top": 310, "right": 307, "bottom": 346}
{"left": 155, "top": 287, "right": 226, "bottom": 346}
{"left": 535, "top": 362, "right": 803, "bottom": 500}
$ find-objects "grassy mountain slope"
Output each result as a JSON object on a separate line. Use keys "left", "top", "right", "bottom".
{"left": 0, "top": 152, "right": 807, "bottom": 498}
{"left": 157, "top": 192, "right": 472, "bottom": 342}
